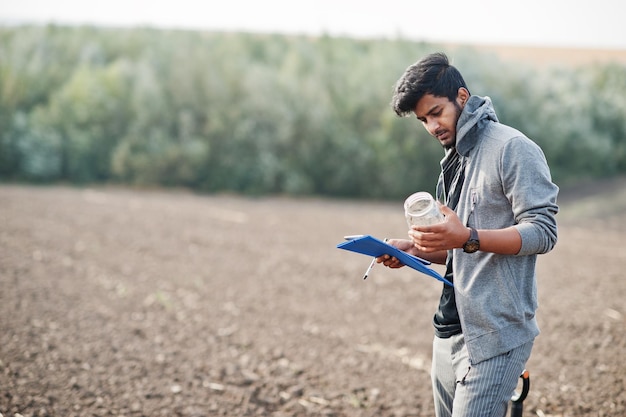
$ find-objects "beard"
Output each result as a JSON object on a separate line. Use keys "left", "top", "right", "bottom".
{"left": 444, "top": 101, "right": 464, "bottom": 150}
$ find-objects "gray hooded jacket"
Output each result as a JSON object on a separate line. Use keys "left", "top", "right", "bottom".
{"left": 439, "top": 95, "right": 559, "bottom": 364}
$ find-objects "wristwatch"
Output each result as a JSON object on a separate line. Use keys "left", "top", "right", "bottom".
{"left": 463, "top": 227, "right": 480, "bottom": 253}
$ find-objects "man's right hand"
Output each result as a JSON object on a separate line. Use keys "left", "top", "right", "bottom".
{"left": 377, "top": 238, "right": 448, "bottom": 266}
{"left": 376, "top": 238, "right": 415, "bottom": 268}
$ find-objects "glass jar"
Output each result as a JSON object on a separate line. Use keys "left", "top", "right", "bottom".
{"left": 404, "top": 191, "right": 444, "bottom": 227}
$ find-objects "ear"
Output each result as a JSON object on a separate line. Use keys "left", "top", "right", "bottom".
{"left": 457, "top": 87, "right": 470, "bottom": 107}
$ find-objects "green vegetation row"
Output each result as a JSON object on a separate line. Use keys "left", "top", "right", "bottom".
{"left": 1, "top": 25, "right": 625, "bottom": 199}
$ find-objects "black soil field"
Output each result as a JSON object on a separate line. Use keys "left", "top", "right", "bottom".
{"left": 1, "top": 185, "right": 624, "bottom": 416}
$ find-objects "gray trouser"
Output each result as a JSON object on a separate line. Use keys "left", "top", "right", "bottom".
{"left": 431, "top": 333, "right": 533, "bottom": 417}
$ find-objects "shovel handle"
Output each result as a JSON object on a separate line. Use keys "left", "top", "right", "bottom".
{"left": 510, "top": 370, "right": 530, "bottom": 417}
{"left": 511, "top": 369, "right": 530, "bottom": 403}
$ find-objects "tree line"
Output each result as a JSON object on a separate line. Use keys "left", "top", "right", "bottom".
{"left": 1, "top": 25, "right": 625, "bottom": 199}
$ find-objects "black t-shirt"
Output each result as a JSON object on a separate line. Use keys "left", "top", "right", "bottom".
{"left": 433, "top": 258, "right": 461, "bottom": 337}
{"left": 433, "top": 148, "right": 465, "bottom": 338}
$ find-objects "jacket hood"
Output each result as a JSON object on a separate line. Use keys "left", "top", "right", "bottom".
{"left": 455, "top": 95, "right": 498, "bottom": 156}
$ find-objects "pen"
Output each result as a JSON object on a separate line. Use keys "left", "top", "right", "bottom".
{"left": 362, "top": 256, "right": 377, "bottom": 280}
{"left": 362, "top": 238, "right": 388, "bottom": 280}
{"left": 344, "top": 235, "right": 365, "bottom": 241}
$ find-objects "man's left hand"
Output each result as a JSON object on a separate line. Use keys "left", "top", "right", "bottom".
{"left": 408, "top": 205, "right": 470, "bottom": 253}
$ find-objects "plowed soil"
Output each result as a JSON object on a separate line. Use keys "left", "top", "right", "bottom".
{"left": 1, "top": 184, "right": 624, "bottom": 417}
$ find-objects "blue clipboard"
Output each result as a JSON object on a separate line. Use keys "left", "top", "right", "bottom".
{"left": 337, "top": 235, "right": 452, "bottom": 286}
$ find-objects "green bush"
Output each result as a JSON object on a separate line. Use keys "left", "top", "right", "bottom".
{"left": 1, "top": 25, "right": 625, "bottom": 198}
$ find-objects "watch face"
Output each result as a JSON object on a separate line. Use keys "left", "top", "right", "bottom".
{"left": 464, "top": 241, "right": 480, "bottom": 253}
{"left": 463, "top": 228, "right": 480, "bottom": 253}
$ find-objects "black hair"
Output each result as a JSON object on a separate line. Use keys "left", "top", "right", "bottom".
{"left": 391, "top": 52, "right": 469, "bottom": 117}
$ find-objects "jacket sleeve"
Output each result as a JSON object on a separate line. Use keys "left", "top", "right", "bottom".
{"left": 500, "top": 136, "right": 559, "bottom": 255}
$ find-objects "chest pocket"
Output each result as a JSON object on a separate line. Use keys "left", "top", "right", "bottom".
{"left": 466, "top": 188, "right": 479, "bottom": 228}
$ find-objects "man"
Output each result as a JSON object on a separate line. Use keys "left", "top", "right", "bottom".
{"left": 379, "top": 52, "right": 559, "bottom": 417}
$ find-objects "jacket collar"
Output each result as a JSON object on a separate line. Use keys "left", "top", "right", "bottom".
{"left": 455, "top": 95, "right": 498, "bottom": 156}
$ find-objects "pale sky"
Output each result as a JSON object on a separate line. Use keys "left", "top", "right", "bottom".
{"left": 1, "top": 0, "right": 625, "bottom": 50}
